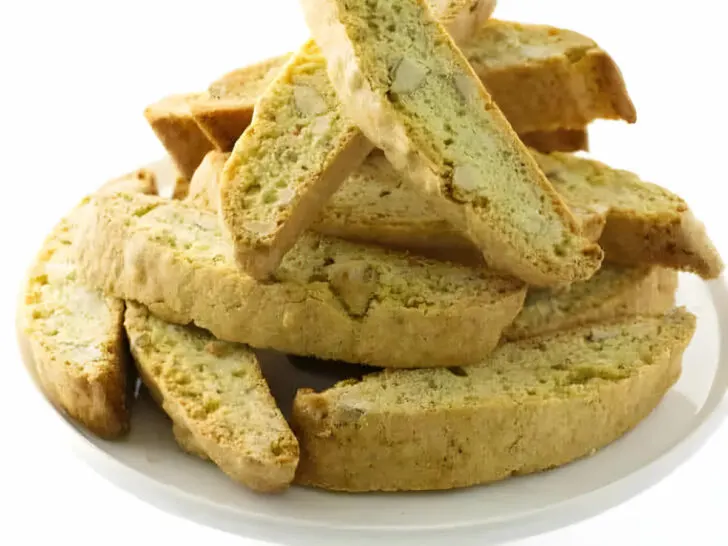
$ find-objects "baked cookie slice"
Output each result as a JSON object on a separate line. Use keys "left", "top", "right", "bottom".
{"left": 293, "top": 308, "right": 696, "bottom": 492}
{"left": 300, "top": 0, "right": 602, "bottom": 286}
{"left": 23, "top": 168, "right": 157, "bottom": 438}
{"left": 536, "top": 151, "right": 724, "bottom": 279}
{"left": 220, "top": 0, "right": 497, "bottom": 279}
{"left": 220, "top": 40, "right": 374, "bottom": 279}
{"left": 429, "top": 0, "right": 497, "bottom": 43}
{"left": 504, "top": 264, "right": 678, "bottom": 341}
{"left": 191, "top": 55, "right": 292, "bottom": 151}
{"left": 186, "top": 150, "right": 229, "bottom": 210}
{"left": 74, "top": 192, "right": 526, "bottom": 368}
{"left": 144, "top": 93, "right": 213, "bottom": 180}
{"left": 125, "top": 303, "right": 299, "bottom": 493}
{"left": 464, "top": 20, "right": 636, "bottom": 134}
{"left": 187, "top": 20, "right": 629, "bottom": 162}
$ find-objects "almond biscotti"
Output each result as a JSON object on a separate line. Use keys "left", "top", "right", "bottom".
{"left": 191, "top": 55, "right": 292, "bottom": 151}
{"left": 463, "top": 20, "right": 636, "bottom": 134}
{"left": 23, "top": 168, "right": 158, "bottom": 439}
{"left": 74, "top": 192, "right": 526, "bottom": 368}
{"left": 537, "top": 151, "right": 725, "bottom": 279}
{"left": 125, "top": 303, "right": 299, "bottom": 492}
{"left": 219, "top": 0, "right": 499, "bottom": 279}
{"left": 184, "top": 147, "right": 718, "bottom": 277}
{"left": 144, "top": 93, "right": 213, "bottom": 180}
{"left": 190, "top": 21, "right": 628, "bottom": 157}
{"left": 503, "top": 265, "right": 678, "bottom": 341}
{"left": 187, "top": 150, "right": 229, "bottom": 209}
{"left": 220, "top": 40, "right": 374, "bottom": 279}
{"left": 429, "top": 0, "right": 496, "bottom": 43}
{"left": 301, "top": 0, "right": 602, "bottom": 286}
{"left": 293, "top": 309, "right": 696, "bottom": 492}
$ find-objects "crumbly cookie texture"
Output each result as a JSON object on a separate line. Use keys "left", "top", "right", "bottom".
{"left": 191, "top": 55, "right": 293, "bottom": 151}
{"left": 537, "top": 151, "right": 725, "bottom": 279}
{"left": 220, "top": 40, "right": 373, "bottom": 279}
{"left": 300, "top": 0, "right": 602, "bottom": 286}
{"left": 183, "top": 20, "right": 631, "bottom": 160}
{"left": 73, "top": 192, "right": 526, "bottom": 368}
{"left": 428, "top": 0, "right": 497, "bottom": 44}
{"left": 504, "top": 265, "right": 678, "bottom": 341}
{"left": 293, "top": 309, "right": 696, "bottom": 492}
{"left": 185, "top": 148, "right": 718, "bottom": 276}
{"left": 187, "top": 150, "right": 229, "bottom": 210}
{"left": 125, "top": 303, "right": 299, "bottom": 493}
{"left": 23, "top": 168, "right": 158, "bottom": 438}
{"left": 464, "top": 20, "right": 636, "bottom": 133}
{"left": 144, "top": 93, "right": 213, "bottom": 179}
{"left": 218, "top": 0, "right": 497, "bottom": 280}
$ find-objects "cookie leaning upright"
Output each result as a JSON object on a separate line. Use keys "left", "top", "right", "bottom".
{"left": 300, "top": 0, "right": 602, "bottom": 286}
{"left": 124, "top": 303, "right": 299, "bottom": 492}
{"left": 219, "top": 40, "right": 373, "bottom": 279}
{"left": 22, "top": 168, "right": 158, "bottom": 439}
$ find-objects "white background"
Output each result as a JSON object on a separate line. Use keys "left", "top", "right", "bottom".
{"left": 1, "top": 0, "right": 727, "bottom": 544}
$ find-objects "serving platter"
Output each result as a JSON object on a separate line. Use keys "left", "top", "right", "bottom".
{"left": 17, "top": 270, "right": 728, "bottom": 546}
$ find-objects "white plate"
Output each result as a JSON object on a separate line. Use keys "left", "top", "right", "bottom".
{"left": 17, "top": 272, "right": 728, "bottom": 546}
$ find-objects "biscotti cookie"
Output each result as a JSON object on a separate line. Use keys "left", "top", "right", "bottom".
{"left": 316, "top": 151, "right": 605, "bottom": 261}
{"left": 74, "top": 192, "right": 526, "bottom": 368}
{"left": 187, "top": 150, "right": 229, "bottom": 210}
{"left": 187, "top": 148, "right": 603, "bottom": 262}
{"left": 187, "top": 21, "right": 630, "bottom": 161}
{"left": 219, "top": 0, "right": 498, "bottom": 279}
{"left": 301, "top": 0, "right": 602, "bottom": 286}
{"left": 187, "top": 147, "right": 714, "bottom": 277}
{"left": 536, "top": 151, "right": 725, "bottom": 279}
{"left": 429, "top": 0, "right": 496, "bottom": 43}
{"left": 293, "top": 309, "right": 696, "bottom": 492}
{"left": 144, "top": 93, "right": 213, "bottom": 180}
{"left": 125, "top": 303, "right": 299, "bottom": 492}
{"left": 23, "top": 168, "right": 157, "bottom": 438}
{"left": 191, "top": 54, "right": 292, "bottom": 151}
{"left": 173, "top": 422, "right": 209, "bottom": 459}
{"left": 504, "top": 265, "right": 678, "bottom": 341}
{"left": 191, "top": 2, "right": 492, "bottom": 154}
{"left": 220, "top": 40, "right": 374, "bottom": 279}
{"left": 464, "top": 20, "right": 636, "bottom": 134}
{"left": 521, "top": 128, "right": 589, "bottom": 153}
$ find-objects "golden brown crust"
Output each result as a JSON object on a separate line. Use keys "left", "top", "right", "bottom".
{"left": 520, "top": 128, "right": 589, "bottom": 153}
{"left": 184, "top": 22, "right": 632, "bottom": 158}
{"left": 537, "top": 151, "right": 725, "bottom": 279}
{"left": 219, "top": 43, "right": 374, "bottom": 279}
{"left": 22, "top": 168, "right": 159, "bottom": 439}
{"left": 25, "top": 298, "right": 129, "bottom": 439}
{"left": 74, "top": 192, "right": 526, "bottom": 368}
{"left": 293, "top": 310, "right": 695, "bottom": 492}
{"left": 301, "top": 0, "right": 602, "bottom": 287}
{"left": 125, "top": 303, "right": 299, "bottom": 492}
{"left": 191, "top": 55, "right": 292, "bottom": 151}
{"left": 173, "top": 422, "right": 209, "bottom": 460}
{"left": 144, "top": 93, "right": 213, "bottom": 179}
{"left": 474, "top": 33, "right": 636, "bottom": 133}
{"left": 599, "top": 209, "right": 724, "bottom": 280}
{"left": 503, "top": 265, "right": 678, "bottom": 341}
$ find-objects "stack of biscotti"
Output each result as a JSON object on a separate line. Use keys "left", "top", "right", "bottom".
{"left": 148, "top": 17, "right": 635, "bottom": 187}
{"left": 23, "top": 0, "right": 723, "bottom": 496}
